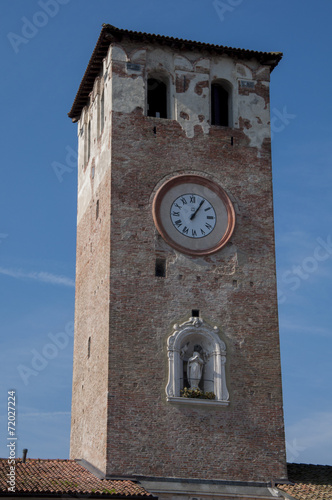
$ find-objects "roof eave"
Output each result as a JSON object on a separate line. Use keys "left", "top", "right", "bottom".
{"left": 68, "top": 24, "right": 282, "bottom": 121}
{"left": 0, "top": 493, "right": 153, "bottom": 499}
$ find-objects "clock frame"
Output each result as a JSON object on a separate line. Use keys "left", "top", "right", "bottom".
{"left": 152, "top": 175, "right": 235, "bottom": 256}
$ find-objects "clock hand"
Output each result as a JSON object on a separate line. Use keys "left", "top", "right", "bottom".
{"left": 190, "top": 199, "right": 204, "bottom": 220}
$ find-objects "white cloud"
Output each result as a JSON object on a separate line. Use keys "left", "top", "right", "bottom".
{"left": 0, "top": 267, "right": 75, "bottom": 287}
{"left": 0, "top": 410, "right": 71, "bottom": 459}
{"left": 19, "top": 411, "right": 71, "bottom": 418}
{"left": 279, "top": 320, "right": 332, "bottom": 338}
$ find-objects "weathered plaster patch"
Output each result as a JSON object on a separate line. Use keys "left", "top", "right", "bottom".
{"left": 77, "top": 170, "right": 92, "bottom": 223}
{"left": 194, "top": 58, "right": 210, "bottom": 73}
{"left": 174, "top": 55, "right": 193, "bottom": 71}
{"left": 195, "top": 80, "right": 209, "bottom": 95}
{"left": 110, "top": 45, "right": 127, "bottom": 62}
{"left": 180, "top": 111, "right": 189, "bottom": 120}
{"left": 112, "top": 61, "right": 129, "bottom": 78}
{"left": 244, "top": 59, "right": 260, "bottom": 72}
{"left": 254, "top": 66, "right": 270, "bottom": 81}
{"left": 236, "top": 63, "right": 253, "bottom": 79}
{"left": 126, "top": 63, "right": 144, "bottom": 77}
{"left": 175, "top": 71, "right": 210, "bottom": 138}
{"left": 146, "top": 48, "right": 174, "bottom": 74}
{"left": 112, "top": 74, "right": 145, "bottom": 113}
{"left": 177, "top": 106, "right": 210, "bottom": 138}
{"left": 210, "top": 57, "right": 236, "bottom": 85}
{"left": 238, "top": 93, "right": 270, "bottom": 149}
{"left": 176, "top": 73, "right": 196, "bottom": 93}
{"left": 130, "top": 48, "right": 146, "bottom": 64}
{"left": 91, "top": 76, "right": 100, "bottom": 99}
{"left": 241, "top": 119, "right": 252, "bottom": 129}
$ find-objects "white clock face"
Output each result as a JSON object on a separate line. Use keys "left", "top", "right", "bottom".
{"left": 170, "top": 194, "right": 217, "bottom": 238}
{"left": 153, "top": 175, "right": 235, "bottom": 256}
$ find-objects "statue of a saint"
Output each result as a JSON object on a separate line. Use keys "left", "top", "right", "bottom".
{"left": 187, "top": 351, "right": 204, "bottom": 389}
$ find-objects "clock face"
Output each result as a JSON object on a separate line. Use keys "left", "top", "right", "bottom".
{"left": 170, "top": 193, "right": 217, "bottom": 238}
{"left": 152, "top": 175, "right": 235, "bottom": 256}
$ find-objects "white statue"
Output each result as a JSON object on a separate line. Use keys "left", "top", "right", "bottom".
{"left": 187, "top": 351, "right": 204, "bottom": 389}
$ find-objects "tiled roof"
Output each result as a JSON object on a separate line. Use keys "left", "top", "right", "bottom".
{"left": 0, "top": 458, "right": 153, "bottom": 497}
{"left": 4, "top": 459, "right": 331, "bottom": 499}
{"left": 277, "top": 463, "right": 332, "bottom": 500}
{"left": 68, "top": 24, "right": 282, "bottom": 120}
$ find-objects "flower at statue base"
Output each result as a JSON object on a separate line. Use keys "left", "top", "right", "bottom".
{"left": 180, "top": 387, "right": 215, "bottom": 399}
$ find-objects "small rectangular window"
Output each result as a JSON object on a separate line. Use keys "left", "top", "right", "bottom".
{"left": 192, "top": 310, "right": 200, "bottom": 317}
{"left": 96, "top": 199, "right": 99, "bottom": 220}
{"left": 155, "top": 258, "right": 166, "bottom": 277}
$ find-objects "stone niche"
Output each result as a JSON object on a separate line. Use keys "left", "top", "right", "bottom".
{"left": 166, "top": 316, "right": 229, "bottom": 406}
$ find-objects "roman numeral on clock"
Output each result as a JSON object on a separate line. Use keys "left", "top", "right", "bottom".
{"left": 169, "top": 191, "right": 217, "bottom": 241}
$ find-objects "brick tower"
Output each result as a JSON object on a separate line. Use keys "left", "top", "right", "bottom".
{"left": 68, "top": 24, "right": 287, "bottom": 499}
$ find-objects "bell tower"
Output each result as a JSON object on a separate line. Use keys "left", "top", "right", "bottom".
{"left": 69, "top": 24, "right": 287, "bottom": 499}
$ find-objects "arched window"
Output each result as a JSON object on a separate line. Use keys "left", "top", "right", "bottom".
{"left": 166, "top": 316, "right": 229, "bottom": 405}
{"left": 211, "top": 81, "right": 231, "bottom": 127}
{"left": 147, "top": 77, "right": 168, "bottom": 118}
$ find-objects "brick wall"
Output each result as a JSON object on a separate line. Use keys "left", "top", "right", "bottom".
{"left": 103, "top": 111, "right": 286, "bottom": 481}
{"left": 70, "top": 38, "right": 287, "bottom": 483}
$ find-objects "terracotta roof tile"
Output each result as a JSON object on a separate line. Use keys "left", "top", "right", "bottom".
{"left": 3, "top": 459, "right": 331, "bottom": 499}
{"left": 0, "top": 459, "right": 153, "bottom": 497}
{"left": 277, "top": 463, "right": 332, "bottom": 500}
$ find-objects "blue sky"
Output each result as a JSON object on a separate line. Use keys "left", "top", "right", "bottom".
{"left": 1, "top": 0, "right": 331, "bottom": 466}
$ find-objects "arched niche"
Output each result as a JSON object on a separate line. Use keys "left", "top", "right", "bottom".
{"left": 166, "top": 316, "right": 229, "bottom": 405}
